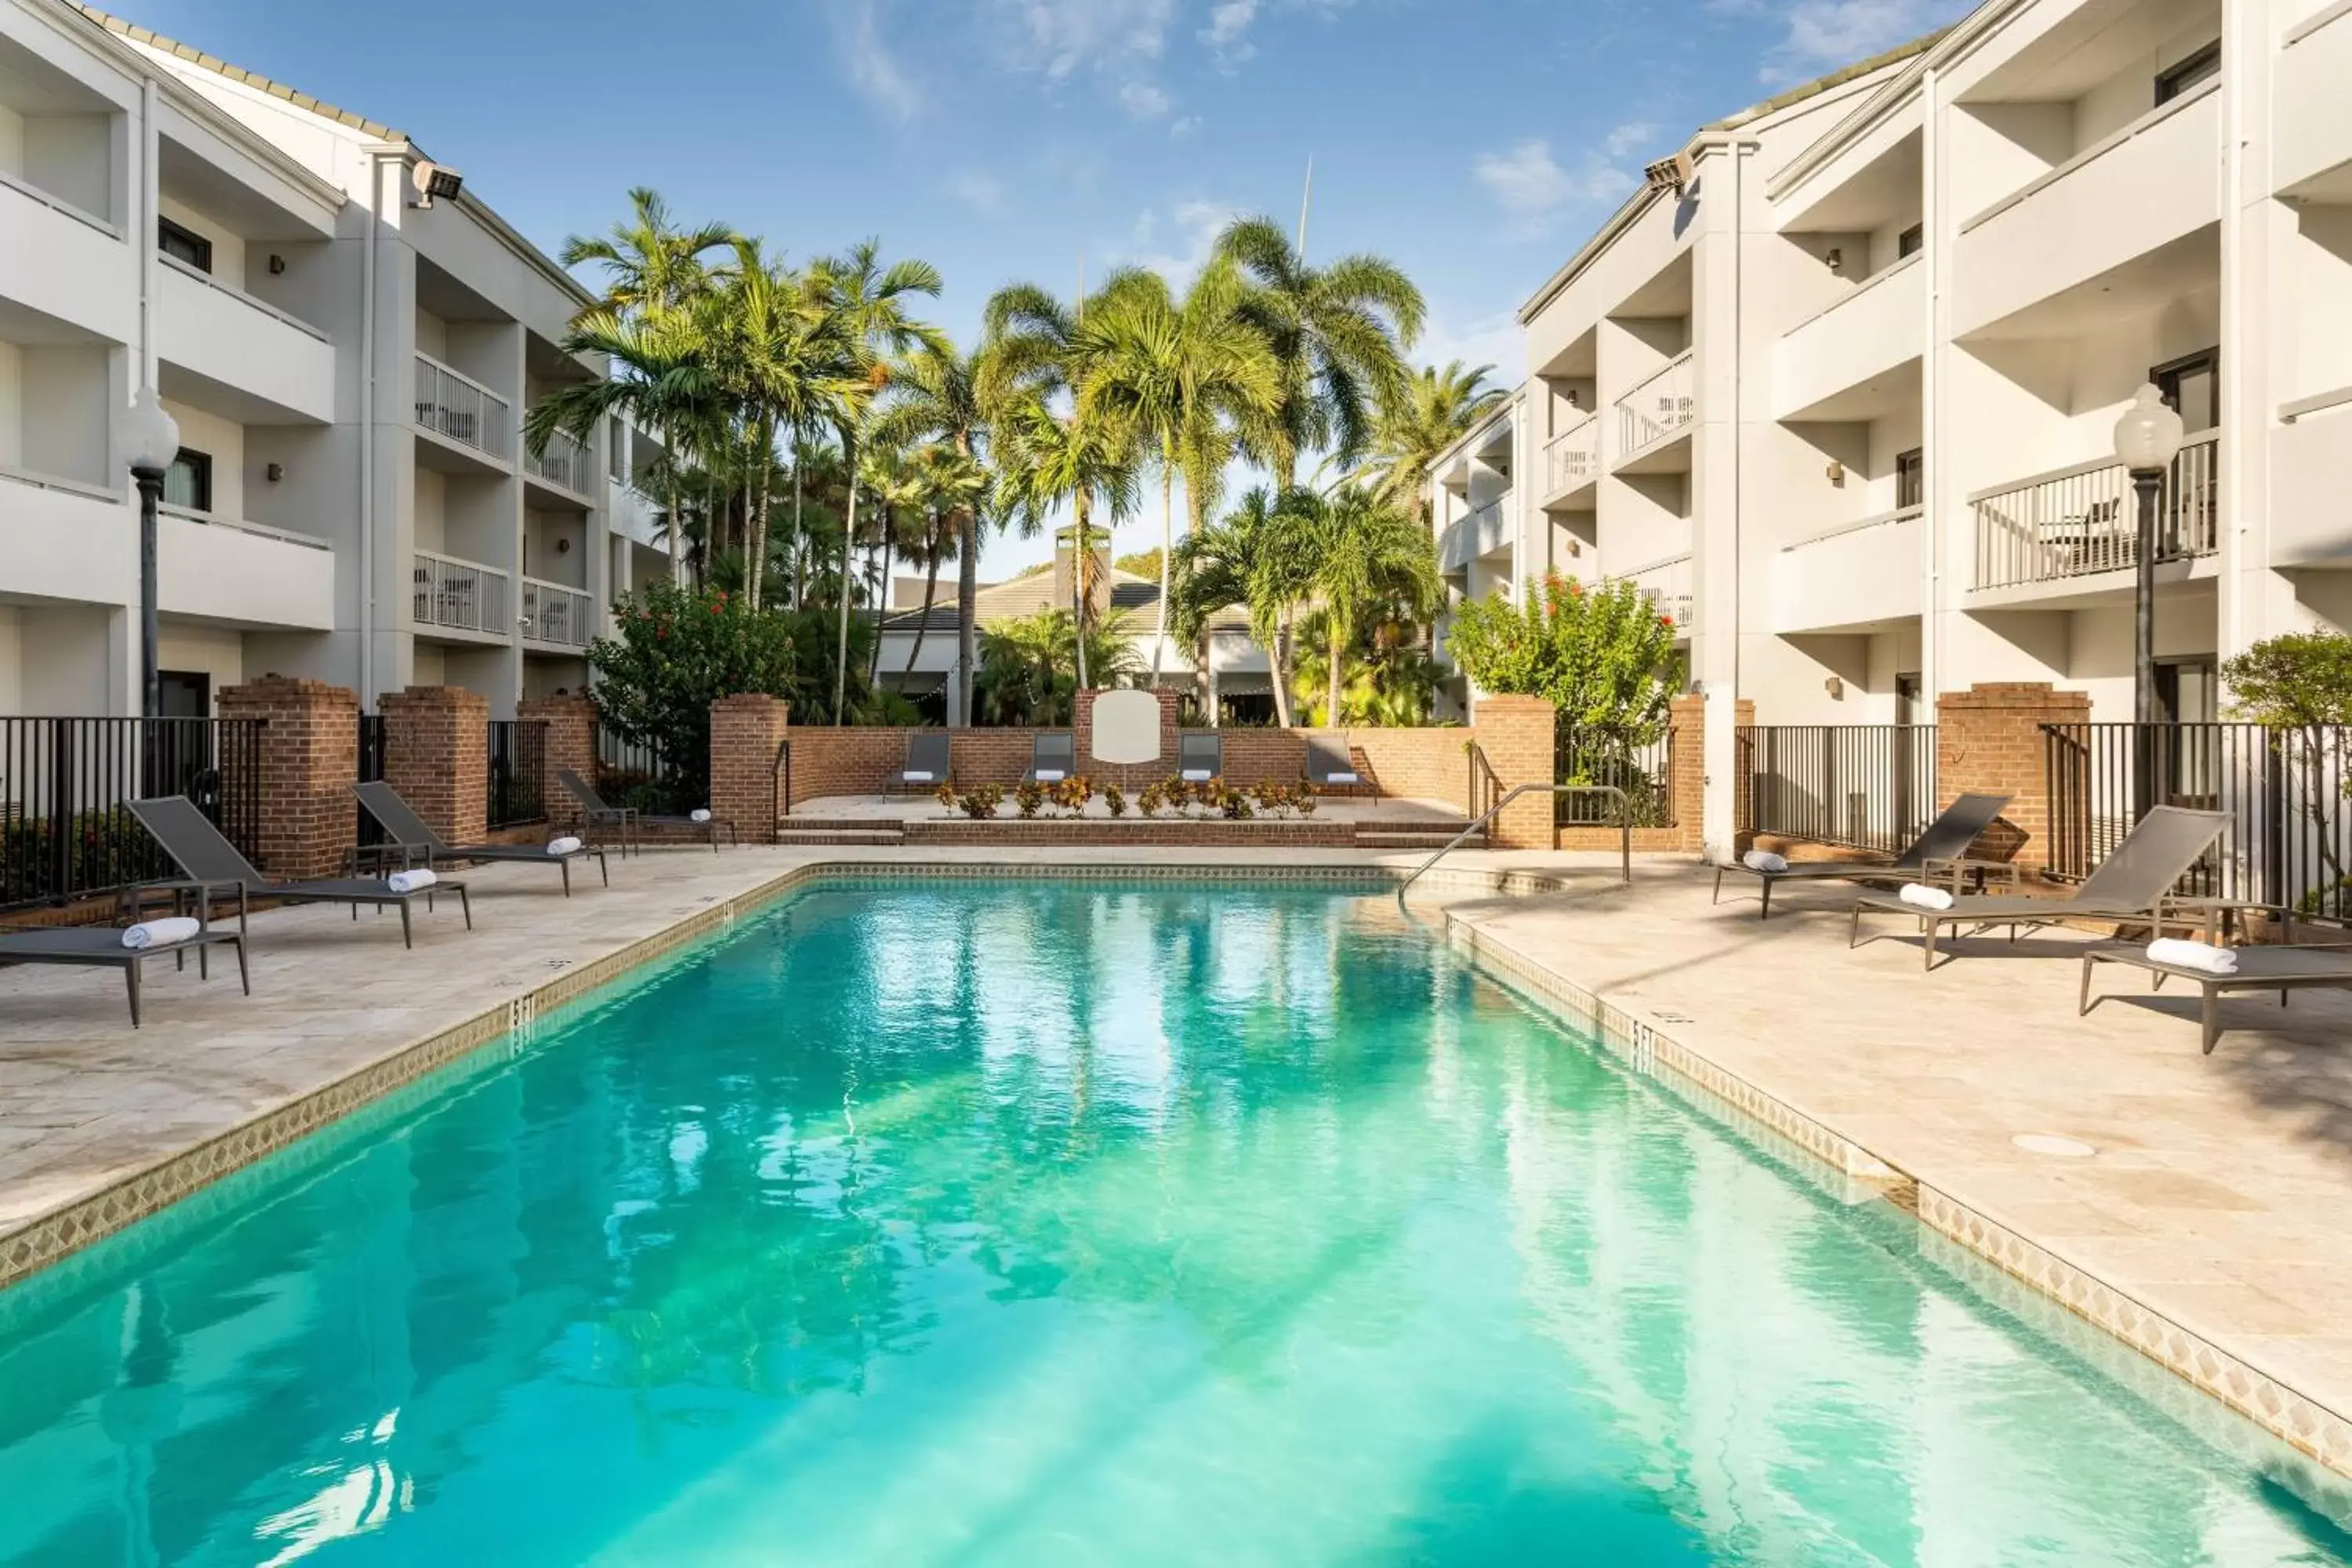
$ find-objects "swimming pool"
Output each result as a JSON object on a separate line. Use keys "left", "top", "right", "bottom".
{"left": 0, "top": 879, "right": 2347, "bottom": 1565}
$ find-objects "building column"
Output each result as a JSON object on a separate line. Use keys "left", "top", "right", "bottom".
{"left": 710, "top": 693, "right": 789, "bottom": 840}
{"left": 1692, "top": 136, "right": 1754, "bottom": 865}
{"left": 381, "top": 684, "right": 489, "bottom": 847}
{"left": 217, "top": 676, "right": 361, "bottom": 878}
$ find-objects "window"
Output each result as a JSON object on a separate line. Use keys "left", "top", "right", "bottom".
{"left": 1896, "top": 223, "right": 1923, "bottom": 259}
{"left": 158, "top": 216, "right": 212, "bottom": 274}
{"left": 2152, "top": 348, "right": 2219, "bottom": 433}
{"left": 1895, "top": 448, "right": 1925, "bottom": 510}
{"left": 2155, "top": 41, "right": 2220, "bottom": 104}
{"left": 164, "top": 448, "right": 212, "bottom": 512}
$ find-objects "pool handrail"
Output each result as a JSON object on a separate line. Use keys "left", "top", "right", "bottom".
{"left": 1395, "top": 782, "right": 1632, "bottom": 905}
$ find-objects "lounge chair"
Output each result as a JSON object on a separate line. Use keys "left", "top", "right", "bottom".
{"left": 2079, "top": 942, "right": 2352, "bottom": 1054}
{"left": 1178, "top": 732, "right": 1221, "bottom": 784}
{"left": 1023, "top": 733, "right": 1076, "bottom": 784}
{"left": 1713, "top": 792, "right": 2013, "bottom": 920}
{"left": 1849, "top": 804, "right": 2228, "bottom": 970}
{"left": 0, "top": 919, "right": 248, "bottom": 1027}
{"left": 1305, "top": 735, "right": 1377, "bottom": 799}
{"left": 892, "top": 731, "right": 952, "bottom": 793}
{"left": 126, "top": 795, "right": 470, "bottom": 950}
{"left": 353, "top": 781, "right": 607, "bottom": 895}
{"left": 557, "top": 768, "right": 735, "bottom": 855}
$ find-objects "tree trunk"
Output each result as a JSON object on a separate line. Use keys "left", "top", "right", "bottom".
{"left": 869, "top": 528, "right": 893, "bottom": 685}
{"left": 745, "top": 421, "right": 770, "bottom": 611}
{"left": 663, "top": 420, "right": 683, "bottom": 581}
{"left": 789, "top": 458, "right": 805, "bottom": 609}
{"left": 1070, "top": 493, "right": 1091, "bottom": 691}
{"left": 1327, "top": 613, "right": 1345, "bottom": 728}
{"left": 1150, "top": 458, "right": 1173, "bottom": 684}
{"left": 956, "top": 508, "right": 980, "bottom": 727}
{"left": 1269, "top": 610, "right": 1294, "bottom": 728}
{"left": 833, "top": 459, "right": 858, "bottom": 724}
{"left": 905, "top": 509, "right": 942, "bottom": 678}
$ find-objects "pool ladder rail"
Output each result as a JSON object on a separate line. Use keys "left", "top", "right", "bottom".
{"left": 1395, "top": 783, "right": 1632, "bottom": 905}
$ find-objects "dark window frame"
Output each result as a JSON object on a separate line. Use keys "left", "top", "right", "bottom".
{"left": 1895, "top": 447, "right": 1926, "bottom": 510}
{"left": 165, "top": 447, "right": 213, "bottom": 512}
{"left": 158, "top": 216, "right": 213, "bottom": 274}
{"left": 1896, "top": 223, "right": 1924, "bottom": 259}
{"left": 2151, "top": 347, "right": 2220, "bottom": 432}
{"left": 2154, "top": 41, "right": 2220, "bottom": 105}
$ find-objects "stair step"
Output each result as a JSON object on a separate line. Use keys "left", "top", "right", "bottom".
{"left": 1357, "top": 829, "right": 1483, "bottom": 848}
{"left": 773, "top": 829, "right": 905, "bottom": 844}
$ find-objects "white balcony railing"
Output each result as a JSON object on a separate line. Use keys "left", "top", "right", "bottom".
{"left": 1613, "top": 350, "right": 1695, "bottom": 460}
{"left": 412, "top": 549, "right": 510, "bottom": 635}
{"left": 1439, "top": 493, "right": 1512, "bottom": 574}
{"left": 526, "top": 426, "right": 594, "bottom": 495}
{"left": 521, "top": 577, "right": 594, "bottom": 647}
{"left": 158, "top": 250, "right": 327, "bottom": 341}
{"left": 1544, "top": 416, "right": 1600, "bottom": 495}
{"left": 415, "top": 354, "right": 513, "bottom": 462}
{"left": 1612, "top": 552, "right": 1694, "bottom": 637}
{"left": 1970, "top": 430, "right": 2220, "bottom": 591}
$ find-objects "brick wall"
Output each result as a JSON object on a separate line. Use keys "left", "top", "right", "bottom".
{"left": 216, "top": 676, "right": 359, "bottom": 879}
{"left": 1348, "top": 728, "right": 1472, "bottom": 812}
{"left": 1936, "top": 682, "right": 2091, "bottom": 871}
{"left": 1468, "top": 695, "right": 1557, "bottom": 851}
{"left": 710, "top": 694, "right": 790, "bottom": 840}
{"left": 520, "top": 692, "right": 596, "bottom": 826}
{"left": 381, "top": 686, "right": 488, "bottom": 848}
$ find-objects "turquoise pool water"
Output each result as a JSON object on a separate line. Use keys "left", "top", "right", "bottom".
{"left": 2, "top": 880, "right": 2348, "bottom": 1566}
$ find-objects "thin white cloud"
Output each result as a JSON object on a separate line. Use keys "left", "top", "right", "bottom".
{"left": 985, "top": 0, "right": 1175, "bottom": 81}
{"left": 1170, "top": 114, "right": 1201, "bottom": 139}
{"left": 832, "top": 2, "right": 924, "bottom": 125}
{"left": 1201, "top": 0, "right": 1259, "bottom": 64}
{"left": 945, "top": 171, "right": 1004, "bottom": 214}
{"left": 1472, "top": 129, "right": 1646, "bottom": 240}
{"left": 1420, "top": 310, "right": 1523, "bottom": 385}
{"left": 1604, "top": 122, "right": 1660, "bottom": 160}
{"left": 1115, "top": 198, "right": 1240, "bottom": 285}
{"left": 1119, "top": 81, "right": 1173, "bottom": 118}
{"left": 1721, "top": 0, "right": 1953, "bottom": 84}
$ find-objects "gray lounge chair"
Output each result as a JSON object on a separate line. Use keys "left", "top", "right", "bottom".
{"left": 1849, "top": 804, "right": 2229, "bottom": 970}
{"left": 557, "top": 768, "right": 734, "bottom": 854}
{"left": 1305, "top": 735, "right": 1377, "bottom": 798}
{"left": 893, "top": 732, "right": 952, "bottom": 793}
{"left": 2079, "top": 942, "right": 2352, "bottom": 1054}
{"left": 1714, "top": 792, "right": 2013, "bottom": 920}
{"left": 0, "top": 920, "right": 247, "bottom": 1027}
{"left": 353, "top": 781, "right": 606, "bottom": 895}
{"left": 127, "top": 795, "right": 469, "bottom": 950}
{"left": 1023, "top": 733, "right": 1076, "bottom": 784}
{"left": 1178, "top": 732, "right": 1222, "bottom": 783}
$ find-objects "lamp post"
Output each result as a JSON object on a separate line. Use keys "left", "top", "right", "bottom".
{"left": 114, "top": 387, "right": 181, "bottom": 720}
{"left": 2111, "top": 383, "right": 2185, "bottom": 821}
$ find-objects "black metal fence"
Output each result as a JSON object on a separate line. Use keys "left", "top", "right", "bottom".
{"left": 1555, "top": 725, "right": 1675, "bottom": 827}
{"left": 2044, "top": 722, "right": 2352, "bottom": 924}
{"left": 595, "top": 722, "right": 691, "bottom": 815}
{"left": 1735, "top": 724, "right": 1939, "bottom": 855}
{"left": 487, "top": 719, "right": 546, "bottom": 829}
{"left": 0, "top": 717, "right": 264, "bottom": 909}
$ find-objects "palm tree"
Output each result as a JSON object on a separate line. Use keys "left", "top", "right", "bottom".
{"left": 1174, "top": 486, "right": 1313, "bottom": 727}
{"left": 808, "top": 241, "right": 947, "bottom": 722}
{"left": 1357, "top": 361, "right": 1506, "bottom": 521}
{"left": 1290, "top": 485, "right": 1442, "bottom": 723}
{"left": 1214, "top": 216, "right": 1425, "bottom": 489}
{"left": 1077, "top": 260, "right": 1279, "bottom": 684}
{"left": 871, "top": 342, "right": 992, "bottom": 723}
{"left": 899, "top": 444, "right": 986, "bottom": 681}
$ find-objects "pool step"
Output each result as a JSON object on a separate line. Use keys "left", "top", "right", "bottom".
{"left": 1356, "top": 826, "right": 1485, "bottom": 849}
{"left": 773, "top": 824, "right": 906, "bottom": 846}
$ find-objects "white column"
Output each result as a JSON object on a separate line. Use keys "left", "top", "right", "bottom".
{"left": 1695, "top": 139, "right": 1750, "bottom": 863}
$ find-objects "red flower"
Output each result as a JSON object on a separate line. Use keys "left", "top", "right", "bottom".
{"left": 1567, "top": 582, "right": 1583, "bottom": 599}
{"left": 1658, "top": 614, "right": 1675, "bottom": 628}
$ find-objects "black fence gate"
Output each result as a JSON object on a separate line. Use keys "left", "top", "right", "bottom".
{"left": 0, "top": 717, "right": 264, "bottom": 908}
{"left": 1555, "top": 724, "right": 1675, "bottom": 827}
{"left": 487, "top": 719, "right": 547, "bottom": 829}
{"left": 1735, "top": 724, "right": 1938, "bottom": 857}
{"left": 595, "top": 722, "right": 691, "bottom": 815}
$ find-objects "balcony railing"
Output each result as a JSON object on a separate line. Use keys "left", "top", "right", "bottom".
{"left": 1612, "top": 551, "right": 1694, "bottom": 636}
{"left": 1439, "top": 494, "right": 1512, "bottom": 574}
{"left": 1613, "top": 350, "right": 1695, "bottom": 460}
{"left": 158, "top": 249, "right": 327, "bottom": 341}
{"left": 415, "top": 354, "right": 513, "bottom": 462}
{"left": 521, "top": 576, "right": 594, "bottom": 648}
{"left": 526, "top": 426, "right": 594, "bottom": 495}
{"left": 413, "top": 549, "right": 510, "bottom": 635}
{"left": 1970, "top": 430, "right": 2220, "bottom": 590}
{"left": 1544, "top": 416, "right": 1599, "bottom": 495}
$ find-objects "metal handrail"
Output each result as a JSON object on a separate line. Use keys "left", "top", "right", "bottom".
{"left": 1395, "top": 782, "right": 1632, "bottom": 905}
{"left": 771, "top": 738, "right": 793, "bottom": 829}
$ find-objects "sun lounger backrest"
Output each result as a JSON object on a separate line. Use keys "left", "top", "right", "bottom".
{"left": 1179, "top": 732, "right": 1222, "bottom": 775}
{"left": 1895, "top": 793, "right": 2013, "bottom": 868}
{"left": 1305, "top": 736, "right": 1355, "bottom": 780}
{"left": 1032, "top": 732, "right": 1075, "bottom": 771}
{"left": 906, "top": 731, "right": 951, "bottom": 777}
{"left": 2075, "top": 805, "right": 2230, "bottom": 908}
{"left": 128, "top": 795, "right": 267, "bottom": 888}
{"left": 352, "top": 781, "right": 448, "bottom": 850}
{"left": 557, "top": 768, "right": 615, "bottom": 813}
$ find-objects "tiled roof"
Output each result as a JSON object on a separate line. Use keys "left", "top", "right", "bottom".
{"left": 77, "top": 6, "right": 410, "bottom": 143}
{"left": 883, "top": 568, "right": 1163, "bottom": 633}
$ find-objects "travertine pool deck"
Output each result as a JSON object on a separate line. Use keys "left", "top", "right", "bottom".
{"left": 5, "top": 844, "right": 2352, "bottom": 1473}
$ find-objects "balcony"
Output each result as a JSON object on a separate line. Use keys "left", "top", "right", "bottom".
{"left": 608, "top": 477, "right": 666, "bottom": 550}
{"left": 521, "top": 577, "right": 594, "bottom": 648}
{"left": 412, "top": 550, "right": 511, "bottom": 637}
{"left": 1951, "top": 82, "right": 2219, "bottom": 339}
{"left": 524, "top": 426, "right": 596, "bottom": 500}
{"left": 1613, "top": 552, "right": 1693, "bottom": 637}
{"left": 1439, "top": 494, "right": 1512, "bottom": 575}
{"left": 0, "top": 464, "right": 130, "bottom": 605}
{"left": 158, "top": 506, "right": 335, "bottom": 630}
{"left": 1773, "top": 255, "right": 1923, "bottom": 421}
{"left": 0, "top": 170, "right": 135, "bottom": 343}
{"left": 415, "top": 354, "right": 513, "bottom": 469}
{"left": 2278, "top": 1, "right": 2352, "bottom": 200}
{"left": 1773, "top": 507, "right": 1922, "bottom": 634}
{"left": 1539, "top": 416, "right": 1600, "bottom": 508}
{"left": 158, "top": 252, "right": 334, "bottom": 423}
{"left": 1970, "top": 431, "right": 2219, "bottom": 593}
{"left": 1612, "top": 350, "right": 1694, "bottom": 471}
{"left": 2271, "top": 388, "right": 2352, "bottom": 566}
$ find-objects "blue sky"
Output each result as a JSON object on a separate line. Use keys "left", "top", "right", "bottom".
{"left": 110, "top": 0, "right": 1955, "bottom": 574}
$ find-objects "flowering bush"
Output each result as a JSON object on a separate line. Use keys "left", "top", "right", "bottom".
{"left": 588, "top": 580, "right": 798, "bottom": 808}
{"left": 1443, "top": 572, "right": 1678, "bottom": 746}
{"left": 956, "top": 784, "right": 1004, "bottom": 820}
{"left": 1013, "top": 781, "right": 1046, "bottom": 819}
{"left": 1104, "top": 784, "right": 1128, "bottom": 818}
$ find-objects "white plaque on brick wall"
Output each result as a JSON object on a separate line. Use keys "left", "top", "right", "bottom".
{"left": 1090, "top": 689, "right": 1162, "bottom": 765}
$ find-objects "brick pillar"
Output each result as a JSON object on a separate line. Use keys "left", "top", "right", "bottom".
{"left": 1076, "top": 687, "right": 1180, "bottom": 793}
{"left": 381, "top": 685, "right": 488, "bottom": 848}
{"left": 710, "top": 694, "right": 789, "bottom": 840}
{"left": 1936, "top": 682, "right": 2091, "bottom": 871}
{"left": 216, "top": 676, "right": 359, "bottom": 879}
{"left": 1674, "top": 694, "right": 1751, "bottom": 852}
{"left": 1470, "top": 695, "right": 1557, "bottom": 851}
{"left": 520, "top": 691, "right": 596, "bottom": 827}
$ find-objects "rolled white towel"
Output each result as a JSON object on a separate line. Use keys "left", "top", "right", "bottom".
{"left": 121, "top": 916, "right": 199, "bottom": 950}
{"left": 1742, "top": 849, "right": 1788, "bottom": 873}
{"left": 689, "top": 808, "right": 713, "bottom": 822}
{"left": 386, "top": 867, "right": 438, "bottom": 895}
{"left": 1898, "top": 882, "right": 1955, "bottom": 912}
{"left": 546, "top": 835, "right": 584, "bottom": 856}
{"left": 2148, "top": 937, "right": 2239, "bottom": 975}
{"left": 1034, "top": 770, "right": 1066, "bottom": 783}
{"left": 903, "top": 770, "right": 934, "bottom": 783}
{"left": 1325, "top": 771, "right": 1359, "bottom": 785}
{"left": 1180, "top": 768, "right": 1213, "bottom": 783}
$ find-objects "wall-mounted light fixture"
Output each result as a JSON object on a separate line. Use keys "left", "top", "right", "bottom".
{"left": 267, "top": 253, "right": 287, "bottom": 274}
{"left": 408, "top": 160, "right": 464, "bottom": 209}
{"left": 1825, "top": 459, "right": 1846, "bottom": 487}
{"left": 1642, "top": 152, "right": 1693, "bottom": 197}
{"left": 266, "top": 462, "right": 285, "bottom": 482}
{"left": 1825, "top": 247, "right": 1844, "bottom": 274}
{"left": 1824, "top": 676, "right": 1845, "bottom": 700}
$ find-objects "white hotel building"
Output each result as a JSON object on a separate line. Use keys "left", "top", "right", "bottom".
{"left": 0, "top": 0, "right": 672, "bottom": 721}
{"left": 1430, "top": 0, "right": 2352, "bottom": 850}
